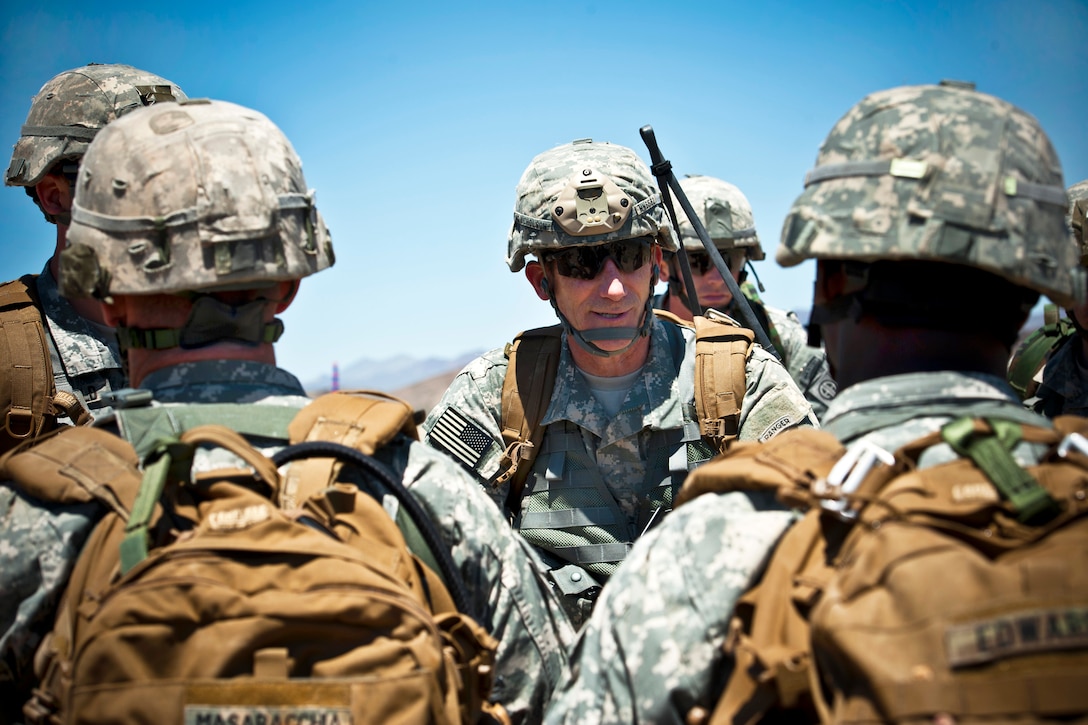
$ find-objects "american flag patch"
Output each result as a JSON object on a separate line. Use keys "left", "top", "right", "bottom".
{"left": 429, "top": 407, "right": 493, "bottom": 471}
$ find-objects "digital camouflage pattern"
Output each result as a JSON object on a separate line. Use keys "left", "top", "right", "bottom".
{"left": 1011, "top": 180, "right": 1088, "bottom": 416}
{"left": 422, "top": 315, "right": 816, "bottom": 625}
{"left": 762, "top": 302, "right": 836, "bottom": 418}
{"left": 33, "top": 266, "right": 125, "bottom": 419}
{"left": 61, "top": 99, "right": 334, "bottom": 298}
{"left": 1070, "top": 179, "right": 1088, "bottom": 263}
{"left": 777, "top": 82, "right": 1084, "bottom": 309}
{"left": 543, "top": 371, "right": 1053, "bottom": 724}
{"left": 0, "top": 360, "right": 575, "bottom": 724}
{"left": 6, "top": 63, "right": 187, "bottom": 192}
{"left": 506, "top": 139, "right": 676, "bottom": 272}
{"left": 674, "top": 175, "right": 763, "bottom": 258}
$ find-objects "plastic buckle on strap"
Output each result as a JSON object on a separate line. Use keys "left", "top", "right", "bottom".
{"left": 1058, "top": 431, "right": 1088, "bottom": 459}
{"left": 816, "top": 439, "right": 895, "bottom": 520}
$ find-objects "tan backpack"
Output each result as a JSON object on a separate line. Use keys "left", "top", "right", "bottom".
{"left": 10, "top": 390, "right": 508, "bottom": 725}
{"left": 677, "top": 416, "right": 1088, "bottom": 724}
{"left": 497, "top": 309, "right": 753, "bottom": 514}
{"left": 0, "top": 275, "right": 91, "bottom": 453}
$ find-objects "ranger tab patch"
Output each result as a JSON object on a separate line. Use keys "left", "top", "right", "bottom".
{"left": 428, "top": 406, "right": 492, "bottom": 471}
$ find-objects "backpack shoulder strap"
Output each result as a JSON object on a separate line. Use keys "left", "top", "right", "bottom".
{"left": 1007, "top": 303, "right": 1075, "bottom": 400}
{"left": 496, "top": 324, "right": 563, "bottom": 516}
{"left": 0, "top": 275, "right": 90, "bottom": 451}
{"left": 689, "top": 311, "right": 755, "bottom": 452}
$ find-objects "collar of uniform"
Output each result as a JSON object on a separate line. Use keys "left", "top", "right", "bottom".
{"left": 139, "top": 360, "right": 309, "bottom": 404}
{"left": 36, "top": 263, "right": 124, "bottom": 377}
{"left": 541, "top": 316, "right": 687, "bottom": 441}
{"left": 822, "top": 370, "right": 1041, "bottom": 447}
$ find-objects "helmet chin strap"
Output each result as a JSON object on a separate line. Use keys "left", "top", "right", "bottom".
{"left": 541, "top": 264, "right": 658, "bottom": 358}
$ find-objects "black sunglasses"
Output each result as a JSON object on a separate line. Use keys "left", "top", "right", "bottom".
{"left": 544, "top": 238, "right": 653, "bottom": 280}
{"left": 687, "top": 251, "right": 732, "bottom": 276}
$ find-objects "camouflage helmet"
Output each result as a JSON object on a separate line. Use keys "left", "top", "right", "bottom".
{"left": 506, "top": 138, "right": 676, "bottom": 272}
{"left": 777, "top": 81, "right": 1084, "bottom": 308}
{"left": 675, "top": 175, "right": 764, "bottom": 260}
{"left": 6, "top": 63, "right": 187, "bottom": 189}
{"left": 61, "top": 99, "right": 334, "bottom": 299}
{"left": 1069, "top": 179, "right": 1088, "bottom": 266}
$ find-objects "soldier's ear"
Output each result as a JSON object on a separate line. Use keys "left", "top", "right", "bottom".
{"left": 271, "top": 280, "right": 299, "bottom": 313}
{"left": 525, "top": 261, "right": 550, "bottom": 301}
{"left": 99, "top": 294, "right": 129, "bottom": 328}
{"left": 35, "top": 173, "right": 72, "bottom": 217}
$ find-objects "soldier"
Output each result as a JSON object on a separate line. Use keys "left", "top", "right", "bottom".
{"left": 654, "top": 174, "right": 837, "bottom": 418}
{"left": 1, "top": 64, "right": 188, "bottom": 453}
{"left": 544, "top": 81, "right": 1083, "bottom": 723}
{"left": 1014, "top": 179, "right": 1088, "bottom": 416}
{"left": 0, "top": 98, "right": 572, "bottom": 724}
{"left": 421, "top": 139, "right": 816, "bottom": 627}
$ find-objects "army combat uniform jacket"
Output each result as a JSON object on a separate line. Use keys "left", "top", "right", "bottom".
{"left": 0, "top": 360, "right": 574, "bottom": 725}
{"left": 543, "top": 371, "right": 1052, "bottom": 725}
{"left": 422, "top": 315, "right": 815, "bottom": 626}
{"left": 1024, "top": 336, "right": 1088, "bottom": 418}
{"left": 653, "top": 289, "right": 836, "bottom": 419}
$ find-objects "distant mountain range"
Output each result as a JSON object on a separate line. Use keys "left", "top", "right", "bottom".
{"left": 308, "top": 306, "right": 1055, "bottom": 417}
{"left": 304, "top": 350, "right": 483, "bottom": 413}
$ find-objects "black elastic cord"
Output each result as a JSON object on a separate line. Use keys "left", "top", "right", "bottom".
{"left": 271, "top": 440, "right": 476, "bottom": 622}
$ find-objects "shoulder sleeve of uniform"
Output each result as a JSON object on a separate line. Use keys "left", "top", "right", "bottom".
{"left": 420, "top": 349, "right": 508, "bottom": 486}
{"left": 739, "top": 346, "right": 819, "bottom": 441}
{"left": 400, "top": 440, "right": 575, "bottom": 722}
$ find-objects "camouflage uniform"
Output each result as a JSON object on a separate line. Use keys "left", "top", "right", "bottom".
{"left": 2, "top": 99, "right": 574, "bottom": 724}
{"left": 1018, "top": 180, "right": 1088, "bottom": 417}
{"left": 544, "top": 82, "right": 1083, "bottom": 723}
{"left": 654, "top": 175, "right": 836, "bottom": 418}
{"left": 424, "top": 141, "right": 815, "bottom": 628}
{"left": 543, "top": 372, "right": 1052, "bottom": 725}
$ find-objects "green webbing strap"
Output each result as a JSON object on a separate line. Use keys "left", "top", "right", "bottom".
{"left": 394, "top": 506, "right": 448, "bottom": 591}
{"left": 119, "top": 439, "right": 181, "bottom": 574}
{"left": 1007, "top": 304, "right": 1075, "bottom": 400}
{"left": 119, "top": 404, "right": 300, "bottom": 459}
{"left": 940, "top": 417, "right": 1057, "bottom": 523}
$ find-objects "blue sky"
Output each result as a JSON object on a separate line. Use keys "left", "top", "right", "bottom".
{"left": 2, "top": 1, "right": 1085, "bottom": 387}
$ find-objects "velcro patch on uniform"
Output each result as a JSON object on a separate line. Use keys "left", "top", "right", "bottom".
{"left": 758, "top": 416, "right": 794, "bottom": 442}
{"left": 428, "top": 407, "right": 493, "bottom": 471}
{"left": 945, "top": 606, "right": 1088, "bottom": 667}
{"left": 206, "top": 504, "right": 271, "bottom": 531}
{"left": 184, "top": 705, "right": 351, "bottom": 725}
